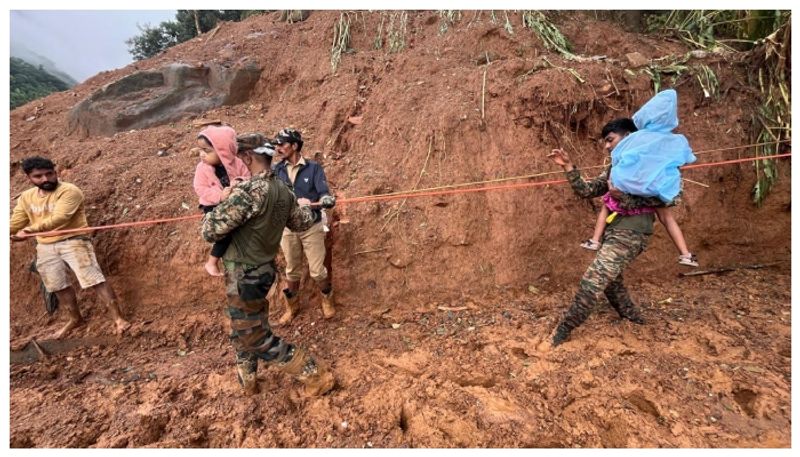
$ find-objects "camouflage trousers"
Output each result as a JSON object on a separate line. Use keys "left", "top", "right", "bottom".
{"left": 559, "top": 229, "right": 650, "bottom": 331}
{"left": 223, "top": 260, "right": 296, "bottom": 374}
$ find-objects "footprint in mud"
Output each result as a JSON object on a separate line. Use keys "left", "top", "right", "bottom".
{"left": 599, "top": 418, "right": 630, "bottom": 448}
{"left": 133, "top": 413, "right": 170, "bottom": 446}
{"left": 399, "top": 402, "right": 411, "bottom": 433}
{"left": 509, "top": 347, "right": 528, "bottom": 360}
{"left": 397, "top": 400, "right": 484, "bottom": 446}
{"left": 452, "top": 373, "right": 496, "bottom": 388}
{"left": 625, "top": 391, "right": 664, "bottom": 422}
{"left": 732, "top": 388, "right": 758, "bottom": 418}
{"left": 382, "top": 350, "right": 432, "bottom": 377}
{"left": 466, "top": 387, "right": 535, "bottom": 425}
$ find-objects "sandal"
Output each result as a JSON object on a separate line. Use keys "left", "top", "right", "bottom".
{"left": 580, "top": 239, "right": 601, "bottom": 251}
{"left": 678, "top": 253, "right": 699, "bottom": 267}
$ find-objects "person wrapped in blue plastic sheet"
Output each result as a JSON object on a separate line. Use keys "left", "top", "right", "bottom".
{"left": 575, "top": 90, "right": 700, "bottom": 267}
{"left": 610, "top": 89, "right": 697, "bottom": 203}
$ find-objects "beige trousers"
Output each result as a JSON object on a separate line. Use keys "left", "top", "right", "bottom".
{"left": 280, "top": 222, "right": 328, "bottom": 282}
{"left": 35, "top": 237, "right": 106, "bottom": 292}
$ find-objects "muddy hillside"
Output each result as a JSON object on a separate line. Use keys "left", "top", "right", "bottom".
{"left": 9, "top": 11, "right": 791, "bottom": 448}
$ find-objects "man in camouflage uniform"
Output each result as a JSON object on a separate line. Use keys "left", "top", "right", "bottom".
{"left": 201, "top": 132, "right": 335, "bottom": 396}
{"left": 547, "top": 118, "right": 663, "bottom": 346}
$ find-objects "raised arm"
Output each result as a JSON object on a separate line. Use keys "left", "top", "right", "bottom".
{"left": 548, "top": 148, "right": 609, "bottom": 199}
{"left": 565, "top": 167, "right": 610, "bottom": 199}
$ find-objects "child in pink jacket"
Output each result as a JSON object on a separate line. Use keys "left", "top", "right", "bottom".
{"left": 193, "top": 125, "right": 251, "bottom": 276}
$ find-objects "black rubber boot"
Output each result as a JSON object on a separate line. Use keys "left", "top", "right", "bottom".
{"left": 624, "top": 314, "right": 646, "bottom": 325}
{"left": 552, "top": 323, "right": 572, "bottom": 347}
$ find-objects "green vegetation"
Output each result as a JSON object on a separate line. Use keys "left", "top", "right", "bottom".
{"left": 694, "top": 64, "right": 720, "bottom": 100}
{"left": 640, "top": 56, "right": 690, "bottom": 93}
{"left": 644, "top": 10, "right": 790, "bottom": 205}
{"left": 640, "top": 11, "right": 790, "bottom": 204}
{"left": 749, "top": 22, "right": 790, "bottom": 206}
{"left": 646, "top": 10, "right": 790, "bottom": 51}
{"left": 126, "top": 10, "right": 265, "bottom": 61}
{"left": 521, "top": 11, "right": 574, "bottom": 58}
{"left": 10, "top": 57, "right": 70, "bottom": 109}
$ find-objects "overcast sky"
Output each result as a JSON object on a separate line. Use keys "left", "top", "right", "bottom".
{"left": 10, "top": 10, "right": 177, "bottom": 82}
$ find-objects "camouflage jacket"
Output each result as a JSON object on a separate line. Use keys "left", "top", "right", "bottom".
{"left": 202, "top": 170, "right": 314, "bottom": 265}
{"left": 565, "top": 166, "right": 665, "bottom": 210}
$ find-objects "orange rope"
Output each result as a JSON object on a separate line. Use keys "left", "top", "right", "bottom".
{"left": 337, "top": 152, "right": 792, "bottom": 205}
{"left": 693, "top": 139, "right": 790, "bottom": 156}
{"left": 18, "top": 214, "right": 203, "bottom": 239}
{"left": 16, "top": 152, "right": 791, "bottom": 239}
{"left": 682, "top": 153, "right": 791, "bottom": 170}
{"left": 339, "top": 177, "right": 569, "bottom": 205}
{"left": 315, "top": 139, "right": 792, "bottom": 200}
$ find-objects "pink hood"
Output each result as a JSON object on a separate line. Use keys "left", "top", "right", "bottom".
{"left": 193, "top": 125, "right": 251, "bottom": 206}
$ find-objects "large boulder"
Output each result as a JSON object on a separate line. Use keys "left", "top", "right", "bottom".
{"left": 67, "top": 61, "right": 262, "bottom": 137}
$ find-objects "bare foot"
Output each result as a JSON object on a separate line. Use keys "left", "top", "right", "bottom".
{"left": 52, "top": 319, "right": 84, "bottom": 339}
{"left": 114, "top": 318, "right": 132, "bottom": 335}
{"left": 204, "top": 259, "right": 224, "bottom": 277}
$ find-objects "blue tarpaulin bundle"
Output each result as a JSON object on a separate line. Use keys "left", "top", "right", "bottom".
{"left": 610, "top": 89, "right": 696, "bottom": 203}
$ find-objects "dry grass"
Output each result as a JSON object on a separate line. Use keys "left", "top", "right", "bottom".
{"left": 330, "top": 13, "right": 352, "bottom": 73}
{"left": 438, "top": 10, "right": 461, "bottom": 35}
{"left": 387, "top": 11, "right": 408, "bottom": 53}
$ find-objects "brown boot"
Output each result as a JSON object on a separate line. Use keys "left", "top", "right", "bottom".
{"left": 321, "top": 289, "right": 336, "bottom": 319}
{"left": 235, "top": 355, "right": 259, "bottom": 395}
{"left": 280, "top": 347, "right": 335, "bottom": 397}
{"left": 278, "top": 289, "right": 300, "bottom": 325}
